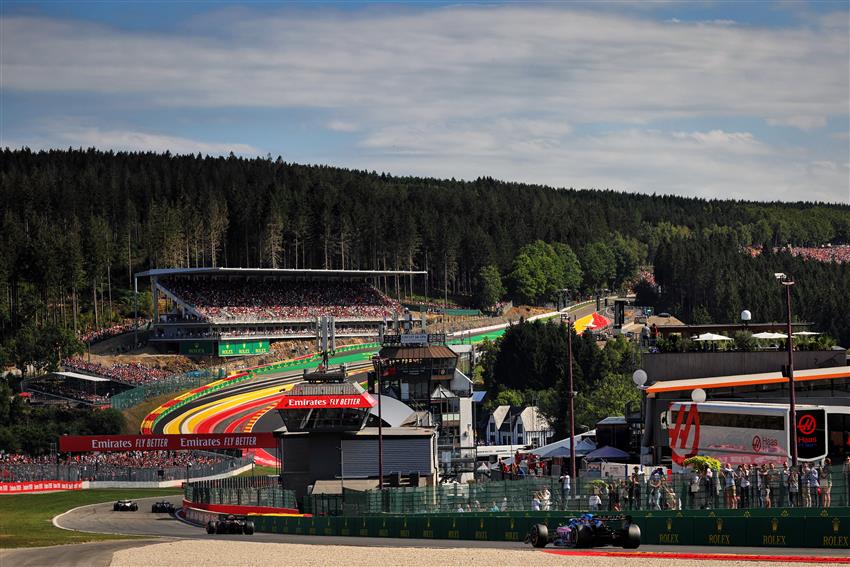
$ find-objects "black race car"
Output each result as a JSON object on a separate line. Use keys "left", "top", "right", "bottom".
{"left": 151, "top": 501, "right": 176, "bottom": 513}
{"left": 525, "top": 514, "right": 640, "bottom": 549}
{"left": 113, "top": 499, "right": 139, "bottom": 512}
{"left": 206, "top": 515, "right": 255, "bottom": 535}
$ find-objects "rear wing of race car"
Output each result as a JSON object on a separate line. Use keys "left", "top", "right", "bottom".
{"left": 591, "top": 514, "right": 634, "bottom": 523}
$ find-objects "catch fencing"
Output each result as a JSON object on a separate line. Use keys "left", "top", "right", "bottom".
{"left": 186, "top": 475, "right": 298, "bottom": 510}
{"left": 110, "top": 369, "right": 216, "bottom": 410}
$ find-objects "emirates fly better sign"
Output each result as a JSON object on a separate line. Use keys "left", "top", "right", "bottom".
{"left": 276, "top": 393, "right": 376, "bottom": 409}
{"left": 59, "top": 433, "right": 277, "bottom": 452}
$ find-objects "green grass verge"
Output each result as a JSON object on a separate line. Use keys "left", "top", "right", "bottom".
{"left": 236, "top": 465, "right": 278, "bottom": 477}
{"left": 0, "top": 488, "right": 181, "bottom": 549}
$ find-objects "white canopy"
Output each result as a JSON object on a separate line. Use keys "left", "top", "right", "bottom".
{"left": 694, "top": 333, "right": 733, "bottom": 341}
{"left": 793, "top": 331, "right": 821, "bottom": 336}
{"left": 751, "top": 332, "right": 787, "bottom": 339}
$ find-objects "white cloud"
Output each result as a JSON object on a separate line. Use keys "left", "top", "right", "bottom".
{"left": 1, "top": 6, "right": 848, "bottom": 201}
{"left": 767, "top": 116, "right": 828, "bottom": 131}
{"left": 326, "top": 120, "right": 359, "bottom": 133}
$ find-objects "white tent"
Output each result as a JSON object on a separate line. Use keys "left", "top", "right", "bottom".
{"left": 694, "top": 333, "right": 733, "bottom": 341}
{"left": 751, "top": 332, "right": 787, "bottom": 339}
{"left": 793, "top": 331, "right": 821, "bottom": 336}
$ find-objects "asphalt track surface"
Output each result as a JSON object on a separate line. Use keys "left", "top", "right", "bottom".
{"left": 3, "top": 495, "right": 848, "bottom": 565}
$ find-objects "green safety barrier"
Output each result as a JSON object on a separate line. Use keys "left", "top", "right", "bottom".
{"left": 238, "top": 508, "right": 850, "bottom": 548}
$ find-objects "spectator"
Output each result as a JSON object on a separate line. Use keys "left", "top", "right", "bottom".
{"left": 588, "top": 491, "right": 601, "bottom": 511}
{"left": 821, "top": 458, "right": 832, "bottom": 508}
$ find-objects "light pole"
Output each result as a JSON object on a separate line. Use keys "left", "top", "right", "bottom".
{"left": 775, "top": 274, "right": 798, "bottom": 466}
{"left": 563, "top": 315, "right": 577, "bottom": 485}
{"left": 371, "top": 355, "right": 385, "bottom": 490}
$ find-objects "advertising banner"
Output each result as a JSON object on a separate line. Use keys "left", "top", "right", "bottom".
{"left": 180, "top": 341, "right": 215, "bottom": 355}
{"left": 0, "top": 481, "right": 84, "bottom": 493}
{"left": 59, "top": 432, "right": 277, "bottom": 452}
{"left": 218, "top": 340, "right": 270, "bottom": 357}
{"left": 276, "top": 393, "right": 376, "bottom": 410}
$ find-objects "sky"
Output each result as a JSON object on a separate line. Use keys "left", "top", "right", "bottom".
{"left": 1, "top": 1, "right": 849, "bottom": 204}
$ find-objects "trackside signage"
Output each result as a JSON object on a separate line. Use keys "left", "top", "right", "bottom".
{"left": 59, "top": 433, "right": 277, "bottom": 452}
{"left": 276, "top": 393, "right": 376, "bottom": 410}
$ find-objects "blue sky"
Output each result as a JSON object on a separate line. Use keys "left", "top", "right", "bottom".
{"left": 2, "top": 1, "right": 848, "bottom": 203}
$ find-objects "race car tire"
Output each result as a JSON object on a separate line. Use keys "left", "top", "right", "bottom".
{"left": 244, "top": 522, "right": 255, "bottom": 535}
{"left": 151, "top": 505, "right": 158, "bottom": 513}
{"left": 621, "top": 523, "right": 641, "bottom": 549}
{"left": 113, "top": 504, "right": 119, "bottom": 511}
{"left": 529, "top": 523, "right": 548, "bottom": 548}
{"left": 206, "top": 522, "right": 217, "bottom": 535}
{"left": 131, "top": 504, "right": 138, "bottom": 511}
{"left": 575, "top": 525, "right": 594, "bottom": 549}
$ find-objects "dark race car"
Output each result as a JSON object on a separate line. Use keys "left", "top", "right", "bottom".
{"left": 206, "top": 515, "right": 255, "bottom": 535}
{"left": 525, "top": 514, "right": 640, "bottom": 549}
{"left": 151, "top": 501, "right": 176, "bottom": 514}
{"left": 113, "top": 500, "right": 139, "bottom": 512}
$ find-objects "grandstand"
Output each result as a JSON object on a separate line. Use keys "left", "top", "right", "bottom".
{"left": 135, "top": 268, "right": 425, "bottom": 357}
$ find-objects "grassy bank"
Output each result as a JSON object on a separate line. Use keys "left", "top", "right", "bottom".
{"left": 121, "top": 393, "right": 178, "bottom": 434}
{"left": 237, "top": 465, "right": 278, "bottom": 477}
{"left": 0, "top": 488, "right": 181, "bottom": 548}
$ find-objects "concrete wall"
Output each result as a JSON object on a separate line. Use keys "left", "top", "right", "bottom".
{"left": 643, "top": 350, "right": 843, "bottom": 382}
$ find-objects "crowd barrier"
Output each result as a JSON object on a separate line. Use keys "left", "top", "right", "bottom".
{"left": 1, "top": 452, "right": 251, "bottom": 483}
{"left": 241, "top": 507, "right": 850, "bottom": 548}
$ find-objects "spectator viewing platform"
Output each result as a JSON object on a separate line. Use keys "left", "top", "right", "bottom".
{"left": 135, "top": 267, "right": 426, "bottom": 356}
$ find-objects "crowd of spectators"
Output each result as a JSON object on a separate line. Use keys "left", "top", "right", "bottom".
{"left": 63, "top": 450, "right": 226, "bottom": 469}
{"left": 80, "top": 320, "right": 145, "bottom": 344}
{"left": 745, "top": 244, "right": 850, "bottom": 264}
{"left": 63, "top": 357, "right": 173, "bottom": 385}
{"left": 161, "top": 280, "right": 402, "bottom": 322}
{"left": 26, "top": 382, "right": 110, "bottom": 405}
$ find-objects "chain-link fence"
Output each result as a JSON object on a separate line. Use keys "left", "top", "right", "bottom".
{"left": 0, "top": 451, "right": 250, "bottom": 482}
{"left": 243, "top": 471, "right": 850, "bottom": 516}
{"left": 110, "top": 369, "right": 216, "bottom": 410}
{"left": 186, "top": 475, "right": 298, "bottom": 509}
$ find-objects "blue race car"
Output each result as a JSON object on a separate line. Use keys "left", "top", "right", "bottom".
{"left": 525, "top": 514, "right": 640, "bottom": 549}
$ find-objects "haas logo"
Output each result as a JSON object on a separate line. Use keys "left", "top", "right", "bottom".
{"left": 798, "top": 415, "right": 816, "bottom": 435}
{"left": 669, "top": 403, "right": 701, "bottom": 465}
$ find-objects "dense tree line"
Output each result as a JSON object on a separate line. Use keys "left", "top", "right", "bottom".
{"left": 652, "top": 232, "right": 850, "bottom": 346}
{"left": 1, "top": 148, "right": 848, "bottom": 345}
{"left": 479, "top": 321, "right": 641, "bottom": 438}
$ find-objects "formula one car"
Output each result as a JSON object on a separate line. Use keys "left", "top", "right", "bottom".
{"left": 151, "top": 501, "right": 176, "bottom": 513}
{"left": 525, "top": 514, "right": 640, "bottom": 549}
{"left": 113, "top": 500, "right": 139, "bottom": 512}
{"left": 206, "top": 515, "right": 255, "bottom": 535}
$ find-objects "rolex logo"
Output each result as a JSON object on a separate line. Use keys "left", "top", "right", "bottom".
{"left": 480, "top": 519, "right": 484, "bottom": 529}
{"left": 834, "top": 518, "right": 841, "bottom": 533}
{"left": 716, "top": 518, "right": 724, "bottom": 532}
{"left": 667, "top": 518, "right": 673, "bottom": 531}
{"left": 771, "top": 518, "right": 779, "bottom": 532}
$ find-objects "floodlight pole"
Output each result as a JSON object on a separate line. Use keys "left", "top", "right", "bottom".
{"left": 564, "top": 315, "right": 577, "bottom": 484}
{"left": 782, "top": 279, "right": 798, "bottom": 467}
{"left": 373, "top": 356, "right": 385, "bottom": 490}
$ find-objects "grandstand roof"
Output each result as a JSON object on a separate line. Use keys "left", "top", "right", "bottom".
{"left": 54, "top": 371, "right": 110, "bottom": 382}
{"left": 135, "top": 267, "right": 427, "bottom": 279}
